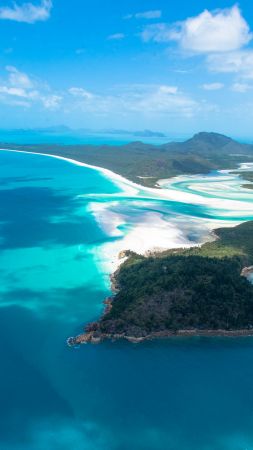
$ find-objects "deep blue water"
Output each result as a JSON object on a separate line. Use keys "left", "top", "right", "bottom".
{"left": 1, "top": 150, "right": 253, "bottom": 450}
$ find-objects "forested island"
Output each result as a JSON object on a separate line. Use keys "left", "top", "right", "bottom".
{"left": 1, "top": 132, "right": 253, "bottom": 187}
{"left": 70, "top": 221, "right": 253, "bottom": 344}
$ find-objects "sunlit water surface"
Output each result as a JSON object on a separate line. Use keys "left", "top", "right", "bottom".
{"left": 1, "top": 150, "right": 253, "bottom": 450}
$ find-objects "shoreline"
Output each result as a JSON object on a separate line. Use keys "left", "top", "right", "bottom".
{"left": 2, "top": 148, "right": 253, "bottom": 345}
{"left": 0, "top": 147, "right": 156, "bottom": 197}
{"left": 241, "top": 266, "right": 253, "bottom": 277}
{"left": 2, "top": 146, "right": 247, "bottom": 275}
{"left": 67, "top": 328, "right": 253, "bottom": 346}
{"left": 1, "top": 148, "right": 253, "bottom": 214}
{"left": 67, "top": 255, "right": 253, "bottom": 346}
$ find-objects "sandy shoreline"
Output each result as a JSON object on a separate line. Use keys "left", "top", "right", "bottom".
{"left": 1, "top": 147, "right": 252, "bottom": 275}
{"left": 2, "top": 148, "right": 253, "bottom": 212}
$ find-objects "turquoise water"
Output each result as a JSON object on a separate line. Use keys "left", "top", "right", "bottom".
{"left": 1, "top": 150, "right": 253, "bottom": 450}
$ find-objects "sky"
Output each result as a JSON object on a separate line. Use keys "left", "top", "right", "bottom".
{"left": 1, "top": 0, "right": 253, "bottom": 136}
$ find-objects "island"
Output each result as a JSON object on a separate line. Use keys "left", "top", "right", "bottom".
{"left": 1, "top": 131, "right": 253, "bottom": 187}
{"left": 68, "top": 221, "right": 253, "bottom": 344}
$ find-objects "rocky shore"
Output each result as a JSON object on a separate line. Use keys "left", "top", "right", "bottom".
{"left": 241, "top": 266, "right": 253, "bottom": 278}
{"left": 67, "top": 256, "right": 253, "bottom": 346}
{"left": 67, "top": 327, "right": 253, "bottom": 346}
{"left": 67, "top": 221, "right": 253, "bottom": 347}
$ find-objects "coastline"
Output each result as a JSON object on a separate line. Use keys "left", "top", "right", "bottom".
{"left": 1, "top": 148, "right": 231, "bottom": 269}
{"left": 3, "top": 147, "right": 246, "bottom": 275}
{"left": 0, "top": 147, "right": 152, "bottom": 197}
{"left": 68, "top": 327, "right": 253, "bottom": 345}
{"left": 2, "top": 148, "right": 253, "bottom": 214}
{"left": 2, "top": 148, "right": 253, "bottom": 345}
{"left": 67, "top": 252, "right": 253, "bottom": 346}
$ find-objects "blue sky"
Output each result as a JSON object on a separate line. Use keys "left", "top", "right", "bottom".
{"left": 1, "top": 0, "right": 253, "bottom": 136}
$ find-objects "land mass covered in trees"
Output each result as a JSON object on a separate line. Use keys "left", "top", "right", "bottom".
{"left": 1, "top": 132, "right": 253, "bottom": 187}
{"left": 70, "top": 221, "right": 253, "bottom": 344}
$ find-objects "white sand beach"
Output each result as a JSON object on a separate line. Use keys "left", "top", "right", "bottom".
{"left": 1, "top": 148, "right": 253, "bottom": 274}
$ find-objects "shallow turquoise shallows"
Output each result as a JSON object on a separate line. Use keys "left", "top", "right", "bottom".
{"left": 1, "top": 149, "right": 253, "bottom": 450}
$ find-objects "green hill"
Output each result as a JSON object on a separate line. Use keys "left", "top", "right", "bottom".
{"left": 85, "top": 222, "right": 253, "bottom": 340}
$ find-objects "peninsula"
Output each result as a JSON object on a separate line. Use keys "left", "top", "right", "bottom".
{"left": 69, "top": 221, "right": 253, "bottom": 344}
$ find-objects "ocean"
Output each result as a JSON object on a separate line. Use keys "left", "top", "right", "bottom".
{"left": 0, "top": 128, "right": 172, "bottom": 146}
{"left": 1, "top": 148, "right": 253, "bottom": 450}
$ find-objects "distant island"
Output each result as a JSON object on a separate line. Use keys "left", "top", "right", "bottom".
{"left": 0, "top": 126, "right": 166, "bottom": 139}
{"left": 69, "top": 221, "right": 253, "bottom": 344}
{"left": 1, "top": 131, "right": 253, "bottom": 187}
{"left": 99, "top": 129, "right": 166, "bottom": 138}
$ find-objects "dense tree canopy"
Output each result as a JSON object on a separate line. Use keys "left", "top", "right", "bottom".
{"left": 93, "top": 222, "right": 253, "bottom": 338}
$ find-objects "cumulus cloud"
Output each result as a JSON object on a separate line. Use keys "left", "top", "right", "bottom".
{"left": 201, "top": 83, "right": 224, "bottom": 91}
{"left": 0, "top": 0, "right": 52, "bottom": 24}
{"left": 141, "top": 6, "right": 252, "bottom": 53}
{"left": 125, "top": 10, "right": 161, "bottom": 20}
{"left": 0, "top": 66, "right": 61, "bottom": 109}
{"left": 107, "top": 33, "right": 125, "bottom": 40}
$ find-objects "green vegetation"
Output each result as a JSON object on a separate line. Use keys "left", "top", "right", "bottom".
{"left": 2, "top": 132, "right": 253, "bottom": 187}
{"left": 236, "top": 171, "right": 253, "bottom": 189}
{"left": 4, "top": 132, "right": 253, "bottom": 338}
{"left": 162, "top": 221, "right": 253, "bottom": 262}
{"left": 90, "top": 222, "right": 253, "bottom": 338}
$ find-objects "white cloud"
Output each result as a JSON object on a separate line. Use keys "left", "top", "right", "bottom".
{"left": 0, "top": 86, "right": 29, "bottom": 97}
{"left": 0, "top": 0, "right": 52, "bottom": 24}
{"left": 107, "top": 33, "right": 125, "bottom": 41}
{"left": 6, "top": 65, "right": 34, "bottom": 88}
{"left": 201, "top": 83, "right": 224, "bottom": 91}
{"left": 158, "top": 85, "right": 178, "bottom": 95}
{"left": 141, "top": 23, "right": 173, "bottom": 43}
{"left": 0, "top": 66, "right": 61, "bottom": 109}
{"left": 207, "top": 51, "right": 253, "bottom": 79}
{"left": 141, "top": 6, "right": 252, "bottom": 53}
{"left": 126, "top": 10, "right": 161, "bottom": 20}
{"left": 41, "top": 94, "right": 62, "bottom": 109}
{"left": 68, "top": 84, "right": 200, "bottom": 118}
{"left": 69, "top": 87, "right": 94, "bottom": 100}
{"left": 231, "top": 82, "right": 252, "bottom": 93}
